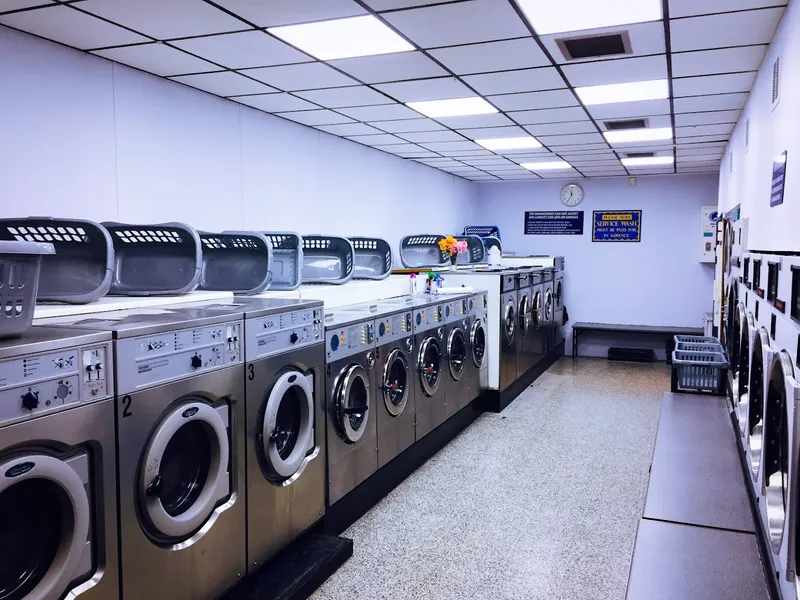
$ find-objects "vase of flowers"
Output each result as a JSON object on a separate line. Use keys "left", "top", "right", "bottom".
{"left": 438, "top": 236, "right": 468, "bottom": 271}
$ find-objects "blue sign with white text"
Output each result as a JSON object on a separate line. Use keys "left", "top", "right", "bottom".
{"left": 592, "top": 210, "right": 642, "bottom": 242}
{"left": 770, "top": 151, "right": 787, "bottom": 207}
{"left": 524, "top": 211, "right": 584, "bottom": 235}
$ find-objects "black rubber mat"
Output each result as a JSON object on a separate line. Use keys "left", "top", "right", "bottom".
{"left": 222, "top": 533, "right": 353, "bottom": 600}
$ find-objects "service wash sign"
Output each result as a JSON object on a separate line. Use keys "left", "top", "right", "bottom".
{"left": 592, "top": 210, "right": 642, "bottom": 242}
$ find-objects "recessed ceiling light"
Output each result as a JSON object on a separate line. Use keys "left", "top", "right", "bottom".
{"left": 621, "top": 156, "right": 674, "bottom": 166}
{"left": 521, "top": 160, "right": 573, "bottom": 171}
{"left": 576, "top": 80, "right": 669, "bottom": 106}
{"left": 475, "top": 137, "right": 542, "bottom": 151}
{"left": 604, "top": 127, "right": 673, "bottom": 144}
{"left": 268, "top": 15, "right": 414, "bottom": 61}
{"left": 407, "top": 97, "right": 498, "bottom": 118}
{"left": 516, "top": 0, "right": 662, "bottom": 35}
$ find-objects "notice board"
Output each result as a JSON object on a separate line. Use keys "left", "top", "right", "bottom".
{"left": 524, "top": 211, "right": 584, "bottom": 235}
{"left": 592, "top": 210, "right": 642, "bottom": 242}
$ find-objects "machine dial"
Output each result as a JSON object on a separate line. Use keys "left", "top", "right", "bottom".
{"left": 55, "top": 380, "right": 72, "bottom": 400}
{"left": 21, "top": 390, "right": 39, "bottom": 411}
{"left": 415, "top": 313, "right": 422, "bottom": 326}
{"left": 190, "top": 354, "right": 202, "bottom": 369}
{"left": 379, "top": 322, "right": 386, "bottom": 337}
{"left": 445, "top": 305, "right": 450, "bottom": 318}
{"left": 290, "top": 332, "right": 299, "bottom": 344}
{"left": 330, "top": 335, "right": 340, "bottom": 351}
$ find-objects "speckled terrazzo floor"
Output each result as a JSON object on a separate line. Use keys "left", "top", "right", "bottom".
{"left": 312, "top": 358, "right": 669, "bottom": 600}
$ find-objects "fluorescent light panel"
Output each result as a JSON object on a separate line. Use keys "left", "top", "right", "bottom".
{"left": 604, "top": 127, "right": 673, "bottom": 144}
{"left": 576, "top": 79, "right": 669, "bottom": 106}
{"left": 621, "top": 156, "right": 674, "bottom": 166}
{"left": 521, "top": 160, "right": 573, "bottom": 171}
{"left": 517, "top": 0, "right": 662, "bottom": 35}
{"left": 475, "top": 137, "right": 542, "bottom": 151}
{"left": 268, "top": 15, "right": 413, "bottom": 61}
{"left": 408, "top": 97, "right": 497, "bottom": 118}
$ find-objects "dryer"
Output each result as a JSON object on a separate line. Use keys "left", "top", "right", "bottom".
{"left": 515, "top": 271, "right": 534, "bottom": 378}
{"left": 500, "top": 274, "right": 518, "bottom": 392}
{"left": 0, "top": 327, "right": 118, "bottom": 600}
{"left": 412, "top": 296, "right": 446, "bottom": 439}
{"left": 324, "top": 309, "right": 378, "bottom": 505}
{"left": 442, "top": 294, "right": 470, "bottom": 420}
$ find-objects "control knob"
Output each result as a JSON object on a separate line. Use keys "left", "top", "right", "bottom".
{"left": 21, "top": 390, "right": 39, "bottom": 411}
{"left": 190, "top": 355, "right": 202, "bottom": 369}
{"left": 290, "top": 332, "right": 299, "bottom": 344}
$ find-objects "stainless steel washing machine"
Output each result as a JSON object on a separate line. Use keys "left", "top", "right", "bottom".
{"left": 442, "top": 294, "right": 470, "bottom": 420}
{"left": 543, "top": 268, "right": 555, "bottom": 353}
{"left": 516, "top": 271, "right": 534, "bottom": 377}
{"left": 412, "top": 296, "right": 446, "bottom": 439}
{"left": 0, "top": 327, "right": 118, "bottom": 600}
{"left": 324, "top": 309, "right": 378, "bottom": 505}
{"left": 500, "top": 274, "right": 518, "bottom": 391}
{"left": 530, "top": 270, "right": 546, "bottom": 370}
{"left": 471, "top": 291, "right": 488, "bottom": 394}
{"left": 554, "top": 267, "right": 564, "bottom": 349}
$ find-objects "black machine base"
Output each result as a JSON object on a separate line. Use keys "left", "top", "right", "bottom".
{"left": 607, "top": 347, "right": 655, "bottom": 363}
{"left": 221, "top": 534, "right": 353, "bottom": 600}
{"left": 481, "top": 342, "right": 564, "bottom": 413}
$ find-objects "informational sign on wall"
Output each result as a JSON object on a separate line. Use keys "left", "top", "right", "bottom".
{"left": 770, "top": 151, "right": 787, "bottom": 207}
{"left": 524, "top": 211, "right": 584, "bottom": 235}
{"left": 592, "top": 210, "right": 642, "bottom": 242}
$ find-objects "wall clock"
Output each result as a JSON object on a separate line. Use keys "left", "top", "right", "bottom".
{"left": 561, "top": 183, "right": 584, "bottom": 207}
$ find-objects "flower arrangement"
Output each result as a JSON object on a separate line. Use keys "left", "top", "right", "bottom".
{"left": 438, "top": 236, "right": 468, "bottom": 266}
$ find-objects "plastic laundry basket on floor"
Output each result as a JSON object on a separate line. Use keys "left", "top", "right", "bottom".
{"left": 0, "top": 241, "right": 55, "bottom": 338}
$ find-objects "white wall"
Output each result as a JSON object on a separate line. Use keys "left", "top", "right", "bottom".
{"left": 0, "top": 26, "right": 477, "bottom": 253}
{"left": 718, "top": 0, "right": 799, "bottom": 252}
{"left": 476, "top": 175, "right": 718, "bottom": 357}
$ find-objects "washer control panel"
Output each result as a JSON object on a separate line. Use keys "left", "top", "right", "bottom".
{"left": 0, "top": 342, "right": 112, "bottom": 426}
{"left": 115, "top": 320, "right": 243, "bottom": 394}
{"left": 245, "top": 308, "right": 323, "bottom": 362}
{"left": 413, "top": 303, "right": 444, "bottom": 334}
{"left": 376, "top": 311, "right": 412, "bottom": 345}
{"left": 325, "top": 320, "right": 375, "bottom": 362}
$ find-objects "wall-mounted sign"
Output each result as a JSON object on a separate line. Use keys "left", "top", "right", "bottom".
{"left": 592, "top": 210, "right": 642, "bottom": 242}
{"left": 524, "top": 211, "right": 584, "bottom": 235}
{"left": 770, "top": 151, "right": 787, "bottom": 207}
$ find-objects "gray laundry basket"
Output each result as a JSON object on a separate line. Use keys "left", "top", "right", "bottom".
{"left": 261, "top": 232, "right": 303, "bottom": 290}
{"left": 671, "top": 348, "right": 728, "bottom": 395}
{"left": 455, "top": 235, "right": 486, "bottom": 265}
{"left": 398, "top": 235, "right": 448, "bottom": 269}
{"left": 103, "top": 222, "right": 201, "bottom": 296}
{"left": 200, "top": 231, "right": 273, "bottom": 294}
{"left": 0, "top": 218, "right": 114, "bottom": 303}
{"left": 302, "top": 235, "right": 354, "bottom": 284}
{"left": 349, "top": 237, "right": 392, "bottom": 280}
{"left": 0, "top": 241, "right": 55, "bottom": 338}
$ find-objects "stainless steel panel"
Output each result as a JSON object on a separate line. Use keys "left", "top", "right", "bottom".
{"left": 414, "top": 328, "right": 446, "bottom": 440}
{"left": 375, "top": 340, "right": 415, "bottom": 468}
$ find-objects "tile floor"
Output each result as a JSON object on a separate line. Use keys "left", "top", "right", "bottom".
{"left": 312, "top": 358, "right": 669, "bottom": 600}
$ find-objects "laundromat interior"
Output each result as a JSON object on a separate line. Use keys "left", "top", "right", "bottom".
{"left": 0, "top": 1, "right": 798, "bottom": 599}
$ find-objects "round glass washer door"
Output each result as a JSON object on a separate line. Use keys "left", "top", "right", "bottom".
{"left": 470, "top": 319, "right": 486, "bottom": 368}
{"left": 518, "top": 294, "right": 531, "bottom": 335}
{"left": 335, "top": 364, "right": 370, "bottom": 443}
{"left": 532, "top": 292, "right": 542, "bottom": 329}
{"left": 748, "top": 329, "right": 771, "bottom": 478}
{"left": 382, "top": 349, "right": 409, "bottom": 417}
{"left": 139, "top": 399, "right": 229, "bottom": 542}
{"left": 503, "top": 300, "right": 516, "bottom": 343}
{"left": 0, "top": 454, "right": 90, "bottom": 600}
{"left": 262, "top": 371, "right": 314, "bottom": 481}
{"left": 418, "top": 337, "right": 442, "bottom": 397}
{"left": 447, "top": 327, "right": 466, "bottom": 381}
{"left": 544, "top": 290, "right": 553, "bottom": 321}
{"left": 555, "top": 280, "right": 563, "bottom": 310}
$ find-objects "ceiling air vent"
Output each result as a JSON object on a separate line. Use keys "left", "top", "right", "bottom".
{"left": 556, "top": 31, "right": 632, "bottom": 61}
{"left": 625, "top": 152, "right": 655, "bottom": 158}
{"left": 771, "top": 56, "right": 780, "bottom": 109}
{"left": 604, "top": 119, "right": 647, "bottom": 130}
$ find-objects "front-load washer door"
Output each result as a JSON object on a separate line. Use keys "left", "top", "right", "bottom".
{"left": 335, "top": 364, "right": 370, "bottom": 444}
{"left": 382, "top": 348, "right": 409, "bottom": 417}
{"left": 0, "top": 453, "right": 91, "bottom": 600}
{"left": 503, "top": 300, "right": 516, "bottom": 344}
{"left": 418, "top": 336, "right": 442, "bottom": 397}
{"left": 518, "top": 293, "right": 531, "bottom": 336}
{"left": 470, "top": 319, "right": 485, "bottom": 368}
{"left": 748, "top": 328, "right": 773, "bottom": 478}
{"left": 139, "top": 399, "right": 230, "bottom": 543}
{"left": 555, "top": 279, "right": 563, "bottom": 311}
{"left": 532, "top": 292, "right": 542, "bottom": 329}
{"left": 261, "top": 371, "right": 315, "bottom": 484}
{"left": 447, "top": 327, "right": 466, "bottom": 381}
{"left": 544, "top": 289, "right": 553, "bottom": 322}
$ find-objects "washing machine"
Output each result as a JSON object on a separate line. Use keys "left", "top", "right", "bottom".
{"left": 543, "top": 268, "right": 555, "bottom": 353}
{"left": 325, "top": 309, "right": 378, "bottom": 505}
{"left": 737, "top": 308, "right": 757, "bottom": 440}
{"left": 412, "top": 296, "right": 446, "bottom": 439}
{"left": 515, "top": 271, "right": 534, "bottom": 378}
{"left": 0, "top": 327, "right": 118, "bottom": 600}
{"left": 465, "top": 291, "right": 485, "bottom": 404}
{"left": 41, "top": 307, "right": 247, "bottom": 600}
{"left": 500, "top": 274, "right": 518, "bottom": 391}
{"left": 442, "top": 294, "right": 470, "bottom": 420}
{"left": 553, "top": 267, "right": 565, "bottom": 349}
{"left": 729, "top": 297, "right": 744, "bottom": 414}
{"left": 530, "top": 270, "right": 546, "bottom": 370}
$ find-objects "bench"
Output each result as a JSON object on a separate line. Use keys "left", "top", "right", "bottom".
{"left": 571, "top": 322, "right": 704, "bottom": 362}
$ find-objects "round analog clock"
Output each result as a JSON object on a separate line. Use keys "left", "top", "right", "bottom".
{"left": 561, "top": 183, "right": 584, "bottom": 207}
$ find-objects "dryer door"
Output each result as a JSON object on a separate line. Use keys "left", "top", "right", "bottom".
{"left": 447, "top": 326, "right": 466, "bottom": 381}
{"left": 518, "top": 293, "right": 531, "bottom": 336}
{"left": 470, "top": 319, "right": 486, "bottom": 368}
{"left": 0, "top": 453, "right": 90, "bottom": 600}
{"left": 335, "top": 364, "right": 370, "bottom": 444}
{"left": 261, "top": 371, "right": 314, "bottom": 482}
{"left": 418, "top": 336, "right": 442, "bottom": 397}
{"left": 503, "top": 300, "right": 516, "bottom": 344}
{"left": 555, "top": 279, "right": 563, "bottom": 311}
{"left": 382, "top": 348, "right": 409, "bottom": 417}
{"left": 139, "top": 399, "right": 230, "bottom": 542}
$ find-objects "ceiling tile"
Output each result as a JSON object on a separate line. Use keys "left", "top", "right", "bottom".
{"left": 671, "top": 46, "right": 767, "bottom": 78}
{"left": 428, "top": 38, "right": 549, "bottom": 75}
{"left": 677, "top": 146, "right": 726, "bottom": 156}
{"left": 79, "top": 0, "right": 245, "bottom": 39}
{"left": 346, "top": 133, "right": 407, "bottom": 146}
{"left": 436, "top": 113, "right": 515, "bottom": 129}
{"left": 94, "top": 43, "right": 217, "bottom": 76}
{"left": 562, "top": 55, "right": 668, "bottom": 88}
{"left": 338, "top": 103, "right": 420, "bottom": 121}
{"left": 507, "top": 107, "right": 588, "bottom": 125}
{"left": 0, "top": 5, "right": 148, "bottom": 49}
{"left": 525, "top": 121, "right": 598, "bottom": 136}
{"left": 673, "top": 93, "right": 748, "bottom": 113}
{"left": 328, "top": 51, "right": 447, "bottom": 84}
{"left": 244, "top": 62, "right": 358, "bottom": 90}
{"left": 674, "top": 110, "right": 740, "bottom": 126}
{"left": 171, "top": 30, "right": 311, "bottom": 69}
{"left": 669, "top": 8, "right": 784, "bottom": 52}
{"left": 672, "top": 72, "right": 756, "bottom": 96}
{"left": 295, "top": 85, "right": 392, "bottom": 108}
{"left": 496, "top": 147, "right": 551, "bottom": 156}
{"left": 464, "top": 68, "right": 566, "bottom": 95}
{"left": 548, "top": 143, "right": 610, "bottom": 152}
{"left": 0, "top": 1, "right": 56, "bottom": 12}
{"left": 668, "top": 0, "right": 787, "bottom": 19}
{"left": 316, "top": 122, "right": 385, "bottom": 136}
{"left": 570, "top": 158, "right": 623, "bottom": 166}
{"left": 540, "top": 21, "right": 666, "bottom": 64}
{"left": 172, "top": 71, "right": 277, "bottom": 96}
{"left": 676, "top": 123, "right": 734, "bottom": 137}
{"left": 235, "top": 92, "right": 317, "bottom": 112}
{"left": 382, "top": 0, "right": 530, "bottom": 48}
{"left": 414, "top": 158, "right": 463, "bottom": 167}
{"left": 388, "top": 150, "right": 440, "bottom": 158}
{"left": 365, "top": 0, "right": 457, "bottom": 9}
{"left": 677, "top": 153, "right": 723, "bottom": 162}
{"left": 676, "top": 134, "right": 730, "bottom": 143}
{"left": 375, "top": 77, "right": 473, "bottom": 102}
{"left": 278, "top": 109, "right": 354, "bottom": 125}
{"left": 488, "top": 89, "right": 578, "bottom": 111}
{"left": 538, "top": 132, "right": 606, "bottom": 146}
{"left": 370, "top": 119, "right": 447, "bottom": 133}
{"left": 440, "top": 150, "right": 496, "bottom": 157}
{"left": 209, "top": 0, "right": 366, "bottom": 27}
{"left": 398, "top": 131, "right": 466, "bottom": 143}
{"left": 587, "top": 99, "right": 671, "bottom": 120}
{"left": 456, "top": 125, "right": 527, "bottom": 139}
{"left": 419, "top": 141, "right": 482, "bottom": 152}
{"left": 463, "top": 158, "right": 516, "bottom": 166}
